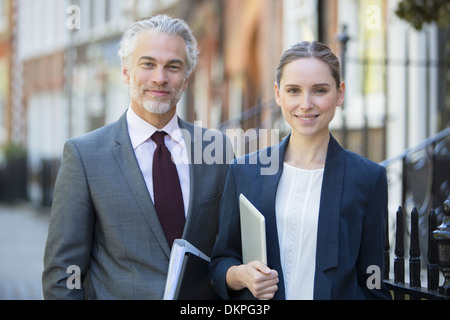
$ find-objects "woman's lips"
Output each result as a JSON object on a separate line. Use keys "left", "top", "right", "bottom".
{"left": 296, "top": 114, "right": 320, "bottom": 121}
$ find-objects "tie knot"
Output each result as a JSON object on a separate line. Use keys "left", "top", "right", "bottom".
{"left": 151, "top": 131, "right": 167, "bottom": 146}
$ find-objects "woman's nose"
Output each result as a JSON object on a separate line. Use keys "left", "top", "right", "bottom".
{"left": 300, "top": 94, "right": 314, "bottom": 109}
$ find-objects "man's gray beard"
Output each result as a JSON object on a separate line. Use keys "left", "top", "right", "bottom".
{"left": 130, "top": 84, "right": 183, "bottom": 115}
{"left": 142, "top": 100, "right": 172, "bottom": 114}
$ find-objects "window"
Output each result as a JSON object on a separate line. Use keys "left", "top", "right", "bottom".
{"left": 283, "top": 0, "right": 319, "bottom": 49}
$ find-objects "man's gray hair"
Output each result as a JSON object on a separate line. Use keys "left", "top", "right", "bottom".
{"left": 118, "top": 15, "right": 199, "bottom": 77}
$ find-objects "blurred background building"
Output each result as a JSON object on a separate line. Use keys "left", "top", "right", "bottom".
{"left": 0, "top": 0, "right": 449, "bottom": 232}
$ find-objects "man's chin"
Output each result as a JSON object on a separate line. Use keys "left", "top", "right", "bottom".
{"left": 143, "top": 102, "right": 174, "bottom": 115}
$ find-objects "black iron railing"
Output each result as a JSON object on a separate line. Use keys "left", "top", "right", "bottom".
{"left": 384, "top": 202, "right": 450, "bottom": 300}
{"left": 381, "top": 128, "right": 450, "bottom": 299}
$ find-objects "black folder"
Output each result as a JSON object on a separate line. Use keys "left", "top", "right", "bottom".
{"left": 164, "top": 239, "right": 220, "bottom": 300}
{"left": 176, "top": 252, "right": 220, "bottom": 300}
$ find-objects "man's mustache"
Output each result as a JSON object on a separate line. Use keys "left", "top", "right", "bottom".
{"left": 142, "top": 86, "right": 174, "bottom": 94}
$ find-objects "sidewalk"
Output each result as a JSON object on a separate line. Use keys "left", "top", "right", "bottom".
{"left": 0, "top": 202, "right": 50, "bottom": 300}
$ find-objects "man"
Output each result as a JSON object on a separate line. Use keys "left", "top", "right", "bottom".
{"left": 42, "top": 15, "right": 232, "bottom": 299}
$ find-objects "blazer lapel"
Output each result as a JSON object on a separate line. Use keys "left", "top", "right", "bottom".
{"left": 111, "top": 113, "right": 171, "bottom": 257}
{"left": 259, "top": 135, "right": 290, "bottom": 300}
{"left": 314, "top": 134, "right": 345, "bottom": 299}
{"left": 255, "top": 134, "right": 345, "bottom": 300}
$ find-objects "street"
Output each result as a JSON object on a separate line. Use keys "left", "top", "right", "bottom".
{"left": 0, "top": 202, "right": 50, "bottom": 300}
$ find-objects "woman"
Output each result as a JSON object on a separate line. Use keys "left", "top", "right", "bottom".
{"left": 210, "top": 41, "right": 391, "bottom": 300}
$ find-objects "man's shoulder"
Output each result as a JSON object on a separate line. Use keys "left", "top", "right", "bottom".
{"left": 178, "top": 117, "right": 231, "bottom": 148}
{"left": 178, "top": 118, "right": 226, "bottom": 138}
{"left": 178, "top": 118, "right": 236, "bottom": 166}
{"left": 68, "top": 115, "right": 125, "bottom": 150}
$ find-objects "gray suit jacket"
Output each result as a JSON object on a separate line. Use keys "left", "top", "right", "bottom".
{"left": 42, "top": 112, "right": 232, "bottom": 299}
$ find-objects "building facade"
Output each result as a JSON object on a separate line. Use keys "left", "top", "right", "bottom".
{"left": 0, "top": 0, "right": 12, "bottom": 145}
{"left": 3, "top": 0, "right": 448, "bottom": 207}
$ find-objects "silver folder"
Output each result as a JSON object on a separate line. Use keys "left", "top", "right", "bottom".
{"left": 239, "top": 194, "right": 267, "bottom": 265}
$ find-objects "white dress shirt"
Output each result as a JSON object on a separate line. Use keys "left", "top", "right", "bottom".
{"left": 275, "top": 162, "right": 324, "bottom": 300}
{"left": 126, "top": 107, "right": 190, "bottom": 217}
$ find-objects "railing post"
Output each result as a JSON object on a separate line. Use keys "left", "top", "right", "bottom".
{"left": 394, "top": 206, "right": 405, "bottom": 299}
{"left": 409, "top": 208, "right": 421, "bottom": 299}
{"left": 384, "top": 208, "right": 390, "bottom": 280}
{"left": 428, "top": 209, "right": 440, "bottom": 291}
{"left": 433, "top": 199, "right": 450, "bottom": 297}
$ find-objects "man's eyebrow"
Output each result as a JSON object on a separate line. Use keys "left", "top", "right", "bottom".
{"left": 138, "top": 56, "right": 155, "bottom": 62}
{"left": 167, "top": 59, "right": 185, "bottom": 66}
{"left": 138, "top": 56, "right": 184, "bottom": 66}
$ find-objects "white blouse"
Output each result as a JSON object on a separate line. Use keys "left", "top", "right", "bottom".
{"left": 275, "top": 162, "right": 324, "bottom": 300}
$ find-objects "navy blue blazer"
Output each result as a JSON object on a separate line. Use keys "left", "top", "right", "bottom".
{"left": 210, "top": 134, "right": 392, "bottom": 300}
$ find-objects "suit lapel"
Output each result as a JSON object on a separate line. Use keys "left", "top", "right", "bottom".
{"left": 314, "top": 135, "right": 345, "bottom": 299}
{"left": 111, "top": 113, "right": 171, "bottom": 257}
{"left": 177, "top": 118, "right": 201, "bottom": 240}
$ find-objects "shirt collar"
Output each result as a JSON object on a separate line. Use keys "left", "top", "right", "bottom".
{"left": 126, "top": 106, "right": 185, "bottom": 149}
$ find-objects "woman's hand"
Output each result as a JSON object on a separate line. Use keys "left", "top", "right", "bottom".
{"left": 226, "top": 261, "right": 279, "bottom": 299}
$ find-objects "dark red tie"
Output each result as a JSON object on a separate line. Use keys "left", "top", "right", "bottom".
{"left": 151, "top": 131, "right": 185, "bottom": 248}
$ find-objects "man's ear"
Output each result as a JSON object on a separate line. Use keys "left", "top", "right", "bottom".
{"left": 122, "top": 66, "right": 130, "bottom": 85}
